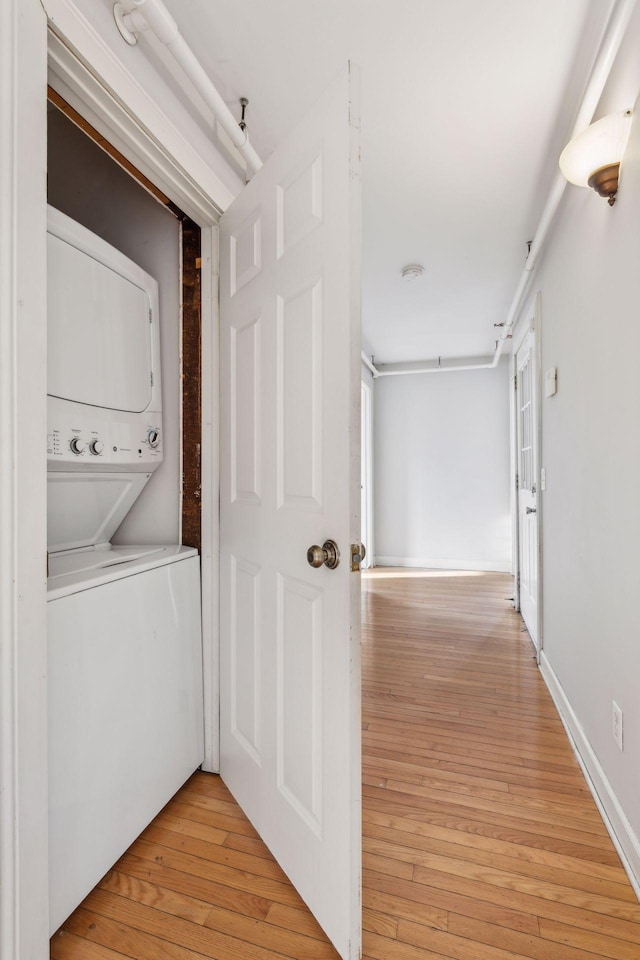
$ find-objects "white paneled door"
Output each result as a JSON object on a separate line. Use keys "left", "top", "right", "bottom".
{"left": 219, "top": 66, "right": 362, "bottom": 960}
{"left": 516, "top": 329, "right": 539, "bottom": 646}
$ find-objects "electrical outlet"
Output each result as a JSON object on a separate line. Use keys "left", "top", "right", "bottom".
{"left": 612, "top": 701, "right": 623, "bottom": 751}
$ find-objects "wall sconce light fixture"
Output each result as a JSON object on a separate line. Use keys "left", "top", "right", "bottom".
{"left": 559, "top": 110, "right": 632, "bottom": 206}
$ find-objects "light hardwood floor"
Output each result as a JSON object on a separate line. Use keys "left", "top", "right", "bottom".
{"left": 51, "top": 570, "right": 640, "bottom": 960}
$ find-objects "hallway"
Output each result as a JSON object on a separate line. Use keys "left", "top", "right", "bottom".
{"left": 51, "top": 571, "right": 640, "bottom": 960}
{"left": 361, "top": 569, "right": 640, "bottom": 959}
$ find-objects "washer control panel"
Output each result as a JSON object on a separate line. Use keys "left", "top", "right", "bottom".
{"left": 48, "top": 418, "right": 162, "bottom": 465}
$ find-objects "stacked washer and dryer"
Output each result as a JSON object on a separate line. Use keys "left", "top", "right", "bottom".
{"left": 47, "top": 206, "right": 204, "bottom": 934}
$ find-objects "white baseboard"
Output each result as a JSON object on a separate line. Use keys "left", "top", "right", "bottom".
{"left": 374, "top": 555, "right": 511, "bottom": 573}
{"left": 539, "top": 652, "right": 640, "bottom": 899}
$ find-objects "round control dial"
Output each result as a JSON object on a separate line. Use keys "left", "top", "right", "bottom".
{"left": 89, "top": 440, "right": 104, "bottom": 456}
{"left": 69, "top": 437, "right": 85, "bottom": 455}
{"left": 147, "top": 428, "right": 160, "bottom": 448}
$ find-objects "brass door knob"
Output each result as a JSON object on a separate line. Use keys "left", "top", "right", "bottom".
{"left": 307, "top": 540, "right": 340, "bottom": 569}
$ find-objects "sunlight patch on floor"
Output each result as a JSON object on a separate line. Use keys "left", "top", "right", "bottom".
{"left": 362, "top": 568, "right": 486, "bottom": 579}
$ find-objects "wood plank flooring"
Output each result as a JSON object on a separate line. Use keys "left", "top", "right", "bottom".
{"left": 51, "top": 569, "right": 640, "bottom": 960}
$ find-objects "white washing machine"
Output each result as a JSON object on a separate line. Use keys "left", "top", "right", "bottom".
{"left": 46, "top": 207, "right": 204, "bottom": 934}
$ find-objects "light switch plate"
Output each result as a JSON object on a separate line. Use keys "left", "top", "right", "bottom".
{"left": 544, "top": 367, "right": 557, "bottom": 398}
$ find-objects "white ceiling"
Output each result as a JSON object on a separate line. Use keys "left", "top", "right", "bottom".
{"left": 162, "top": 0, "right": 613, "bottom": 362}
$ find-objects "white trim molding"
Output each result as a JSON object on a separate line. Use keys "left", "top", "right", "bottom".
{"left": 375, "top": 556, "right": 511, "bottom": 573}
{"left": 360, "top": 378, "right": 374, "bottom": 568}
{"left": 44, "top": 0, "right": 240, "bottom": 219}
{"left": 540, "top": 652, "right": 640, "bottom": 898}
{"left": 0, "top": 1, "right": 50, "bottom": 956}
{"left": 200, "top": 224, "right": 221, "bottom": 773}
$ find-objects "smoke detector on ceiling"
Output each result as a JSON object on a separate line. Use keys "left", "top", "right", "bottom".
{"left": 401, "top": 264, "right": 424, "bottom": 283}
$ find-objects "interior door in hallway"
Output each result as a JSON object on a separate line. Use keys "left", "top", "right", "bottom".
{"left": 219, "top": 66, "right": 362, "bottom": 960}
{"left": 516, "top": 328, "right": 539, "bottom": 646}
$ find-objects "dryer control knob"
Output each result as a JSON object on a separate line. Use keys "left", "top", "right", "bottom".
{"left": 69, "top": 437, "right": 85, "bottom": 455}
{"left": 89, "top": 440, "right": 104, "bottom": 456}
{"left": 147, "top": 428, "right": 160, "bottom": 448}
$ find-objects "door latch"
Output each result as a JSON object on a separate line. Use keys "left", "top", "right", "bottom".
{"left": 350, "top": 542, "right": 366, "bottom": 572}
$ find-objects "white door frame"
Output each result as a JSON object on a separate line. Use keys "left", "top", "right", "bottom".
{"left": 361, "top": 378, "right": 374, "bottom": 567}
{"left": 510, "top": 292, "right": 543, "bottom": 659}
{"left": 0, "top": 3, "right": 49, "bottom": 957}
{"left": 2, "top": 2, "right": 236, "bottom": 951}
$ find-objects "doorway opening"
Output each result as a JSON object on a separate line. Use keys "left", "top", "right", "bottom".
{"left": 46, "top": 88, "right": 207, "bottom": 936}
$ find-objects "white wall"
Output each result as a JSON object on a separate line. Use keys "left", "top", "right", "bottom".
{"left": 374, "top": 362, "right": 511, "bottom": 571}
{"left": 514, "top": 5, "right": 640, "bottom": 888}
{"left": 48, "top": 106, "right": 182, "bottom": 544}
